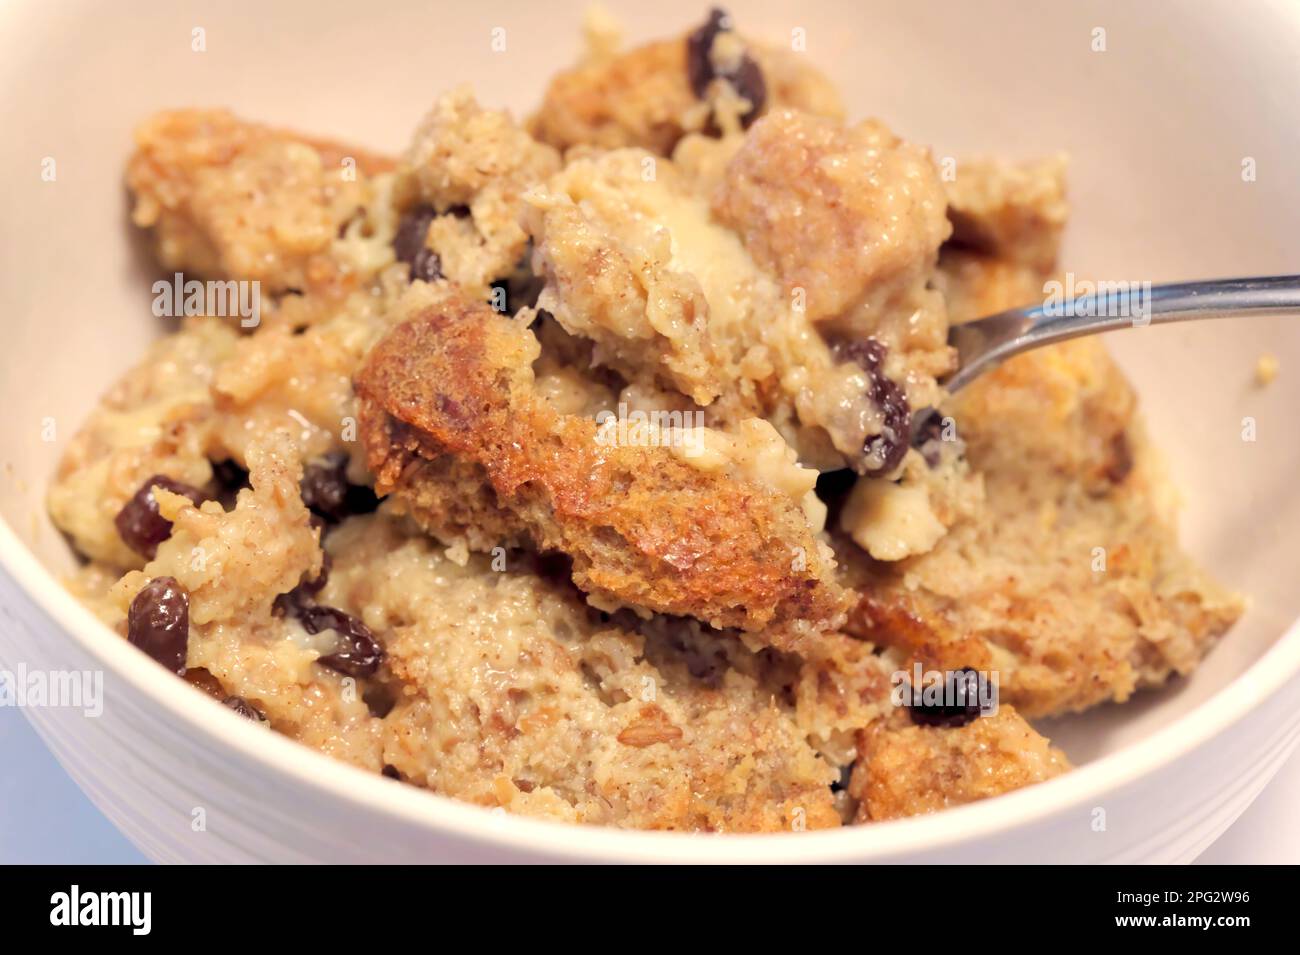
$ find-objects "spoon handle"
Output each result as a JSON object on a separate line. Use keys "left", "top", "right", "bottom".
{"left": 945, "top": 274, "right": 1300, "bottom": 393}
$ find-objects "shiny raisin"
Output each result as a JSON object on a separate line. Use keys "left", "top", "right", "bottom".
{"left": 222, "top": 695, "right": 268, "bottom": 723}
{"left": 908, "top": 667, "right": 986, "bottom": 729}
{"left": 686, "top": 7, "right": 767, "bottom": 127}
{"left": 127, "top": 576, "right": 190, "bottom": 674}
{"left": 300, "top": 453, "right": 378, "bottom": 523}
{"left": 272, "top": 550, "right": 332, "bottom": 618}
{"left": 840, "top": 339, "right": 912, "bottom": 476}
{"left": 114, "top": 475, "right": 207, "bottom": 559}
{"left": 392, "top": 204, "right": 437, "bottom": 264}
{"left": 301, "top": 606, "right": 385, "bottom": 677}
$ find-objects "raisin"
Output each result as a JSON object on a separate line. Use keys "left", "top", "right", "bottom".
{"left": 840, "top": 339, "right": 912, "bottom": 477}
{"left": 686, "top": 8, "right": 729, "bottom": 96}
{"left": 908, "top": 667, "right": 986, "bottom": 729}
{"left": 272, "top": 554, "right": 382, "bottom": 677}
{"left": 392, "top": 204, "right": 437, "bottom": 264}
{"left": 222, "top": 695, "right": 268, "bottom": 723}
{"left": 724, "top": 54, "right": 766, "bottom": 125}
{"left": 301, "top": 606, "right": 385, "bottom": 677}
{"left": 685, "top": 7, "right": 766, "bottom": 128}
{"left": 272, "top": 550, "right": 332, "bottom": 618}
{"left": 115, "top": 475, "right": 208, "bottom": 559}
{"left": 300, "top": 453, "right": 379, "bottom": 523}
{"left": 127, "top": 576, "right": 190, "bottom": 674}
{"left": 409, "top": 246, "right": 442, "bottom": 283}
{"left": 364, "top": 684, "right": 397, "bottom": 718}
{"left": 183, "top": 667, "right": 226, "bottom": 700}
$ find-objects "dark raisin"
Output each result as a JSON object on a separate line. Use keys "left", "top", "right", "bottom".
{"left": 127, "top": 576, "right": 190, "bottom": 674}
{"left": 840, "top": 339, "right": 912, "bottom": 476}
{"left": 183, "top": 667, "right": 226, "bottom": 700}
{"left": 865, "top": 376, "right": 910, "bottom": 475}
{"left": 115, "top": 475, "right": 208, "bottom": 559}
{"left": 273, "top": 550, "right": 332, "bottom": 618}
{"left": 685, "top": 7, "right": 767, "bottom": 128}
{"left": 222, "top": 695, "right": 268, "bottom": 723}
{"left": 409, "top": 246, "right": 442, "bottom": 283}
{"left": 908, "top": 667, "right": 986, "bottom": 729}
{"left": 301, "top": 606, "right": 385, "bottom": 677}
{"left": 839, "top": 338, "right": 887, "bottom": 373}
{"left": 687, "top": 8, "right": 730, "bottom": 97}
{"left": 364, "top": 683, "right": 397, "bottom": 718}
{"left": 727, "top": 56, "right": 766, "bottom": 125}
{"left": 300, "top": 457, "right": 348, "bottom": 518}
{"left": 392, "top": 204, "right": 437, "bottom": 264}
{"left": 300, "top": 453, "right": 379, "bottom": 523}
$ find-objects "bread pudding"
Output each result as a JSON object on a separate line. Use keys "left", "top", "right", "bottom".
{"left": 48, "top": 7, "right": 1241, "bottom": 831}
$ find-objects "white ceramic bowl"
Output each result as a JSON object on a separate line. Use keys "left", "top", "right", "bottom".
{"left": 2, "top": 0, "right": 1299, "bottom": 863}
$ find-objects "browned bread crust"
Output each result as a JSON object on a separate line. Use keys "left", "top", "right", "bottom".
{"left": 354, "top": 294, "right": 848, "bottom": 648}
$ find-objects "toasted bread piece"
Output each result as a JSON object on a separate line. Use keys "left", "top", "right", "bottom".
{"left": 528, "top": 11, "right": 842, "bottom": 156}
{"left": 849, "top": 706, "right": 1070, "bottom": 821}
{"left": 353, "top": 292, "right": 848, "bottom": 648}
{"left": 395, "top": 89, "right": 560, "bottom": 300}
{"left": 127, "top": 109, "right": 394, "bottom": 293}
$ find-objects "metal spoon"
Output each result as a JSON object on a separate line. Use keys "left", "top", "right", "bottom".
{"left": 944, "top": 274, "right": 1300, "bottom": 393}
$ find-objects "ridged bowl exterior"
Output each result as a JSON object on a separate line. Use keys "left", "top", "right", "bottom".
{"left": 4, "top": 545, "right": 1299, "bottom": 864}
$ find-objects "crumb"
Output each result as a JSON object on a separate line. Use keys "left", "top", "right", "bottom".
{"left": 1256, "top": 353, "right": 1279, "bottom": 386}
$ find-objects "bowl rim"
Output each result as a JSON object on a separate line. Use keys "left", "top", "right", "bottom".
{"left": 4, "top": 513, "right": 1300, "bottom": 863}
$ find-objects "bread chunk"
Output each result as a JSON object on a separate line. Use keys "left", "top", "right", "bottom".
{"left": 354, "top": 293, "right": 848, "bottom": 648}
